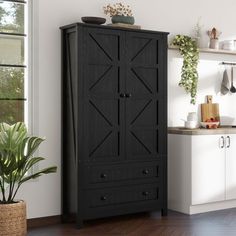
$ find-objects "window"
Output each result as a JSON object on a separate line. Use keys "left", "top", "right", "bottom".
{"left": 0, "top": 0, "right": 27, "bottom": 124}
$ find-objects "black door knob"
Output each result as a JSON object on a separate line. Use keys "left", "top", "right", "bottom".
{"left": 101, "top": 196, "right": 107, "bottom": 201}
{"left": 125, "top": 93, "right": 132, "bottom": 98}
{"left": 143, "top": 169, "right": 149, "bottom": 175}
{"left": 120, "top": 93, "right": 126, "bottom": 98}
{"left": 100, "top": 173, "right": 107, "bottom": 179}
{"left": 142, "top": 191, "right": 149, "bottom": 196}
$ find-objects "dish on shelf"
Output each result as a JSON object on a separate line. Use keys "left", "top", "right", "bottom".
{"left": 184, "top": 120, "right": 199, "bottom": 129}
{"left": 222, "top": 40, "right": 236, "bottom": 51}
{"left": 200, "top": 121, "right": 220, "bottom": 129}
{"left": 81, "top": 17, "right": 106, "bottom": 25}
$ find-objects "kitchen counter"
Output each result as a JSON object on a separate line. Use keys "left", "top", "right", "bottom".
{"left": 168, "top": 126, "right": 236, "bottom": 135}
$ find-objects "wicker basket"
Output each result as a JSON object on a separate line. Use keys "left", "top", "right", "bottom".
{"left": 0, "top": 201, "right": 26, "bottom": 236}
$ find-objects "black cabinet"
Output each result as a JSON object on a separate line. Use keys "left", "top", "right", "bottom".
{"left": 61, "top": 23, "right": 168, "bottom": 228}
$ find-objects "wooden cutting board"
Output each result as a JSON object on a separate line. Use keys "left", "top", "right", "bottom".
{"left": 201, "top": 95, "right": 220, "bottom": 122}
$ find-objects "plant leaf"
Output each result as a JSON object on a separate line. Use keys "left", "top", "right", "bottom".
{"left": 0, "top": 122, "right": 57, "bottom": 203}
{"left": 19, "top": 166, "right": 57, "bottom": 185}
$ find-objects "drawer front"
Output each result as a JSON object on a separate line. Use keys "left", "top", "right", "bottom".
{"left": 86, "top": 162, "right": 160, "bottom": 184}
{"left": 85, "top": 184, "right": 160, "bottom": 208}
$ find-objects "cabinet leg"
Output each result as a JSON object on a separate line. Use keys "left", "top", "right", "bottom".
{"left": 76, "top": 218, "right": 84, "bottom": 229}
{"left": 161, "top": 208, "right": 168, "bottom": 216}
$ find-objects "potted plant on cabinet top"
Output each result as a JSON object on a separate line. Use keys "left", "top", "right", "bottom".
{"left": 103, "top": 2, "right": 134, "bottom": 25}
{"left": 0, "top": 122, "right": 57, "bottom": 236}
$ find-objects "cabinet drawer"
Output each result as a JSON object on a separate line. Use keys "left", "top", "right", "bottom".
{"left": 86, "top": 184, "right": 159, "bottom": 208}
{"left": 86, "top": 162, "right": 160, "bottom": 184}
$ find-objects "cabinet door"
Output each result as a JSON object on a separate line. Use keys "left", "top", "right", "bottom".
{"left": 192, "top": 135, "right": 225, "bottom": 205}
{"left": 83, "top": 28, "right": 125, "bottom": 162}
{"left": 226, "top": 134, "right": 236, "bottom": 200}
{"left": 125, "top": 32, "right": 167, "bottom": 161}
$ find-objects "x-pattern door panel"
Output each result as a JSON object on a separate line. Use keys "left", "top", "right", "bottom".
{"left": 84, "top": 28, "right": 125, "bottom": 162}
{"left": 125, "top": 32, "right": 165, "bottom": 160}
{"left": 87, "top": 31, "right": 121, "bottom": 63}
{"left": 129, "top": 36, "right": 159, "bottom": 65}
{"left": 128, "top": 67, "right": 159, "bottom": 97}
{"left": 88, "top": 99, "right": 120, "bottom": 158}
{"left": 83, "top": 28, "right": 166, "bottom": 162}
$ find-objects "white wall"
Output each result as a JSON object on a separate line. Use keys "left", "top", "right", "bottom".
{"left": 18, "top": 0, "right": 236, "bottom": 218}
{"left": 168, "top": 51, "right": 236, "bottom": 127}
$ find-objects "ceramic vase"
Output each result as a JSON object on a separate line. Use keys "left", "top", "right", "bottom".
{"left": 209, "top": 38, "right": 219, "bottom": 50}
{"left": 111, "top": 15, "right": 135, "bottom": 25}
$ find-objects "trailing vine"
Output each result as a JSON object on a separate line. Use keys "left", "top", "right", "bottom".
{"left": 172, "top": 35, "right": 199, "bottom": 104}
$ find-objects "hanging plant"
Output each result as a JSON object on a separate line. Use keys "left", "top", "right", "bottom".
{"left": 172, "top": 35, "right": 199, "bottom": 104}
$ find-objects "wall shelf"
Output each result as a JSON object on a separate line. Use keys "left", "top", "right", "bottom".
{"left": 168, "top": 45, "right": 236, "bottom": 56}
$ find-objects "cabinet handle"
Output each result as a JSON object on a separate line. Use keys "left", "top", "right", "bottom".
{"left": 142, "top": 191, "right": 149, "bottom": 196}
{"left": 220, "top": 136, "right": 225, "bottom": 148}
{"left": 226, "top": 136, "right": 230, "bottom": 148}
{"left": 142, "top": 169, "right": 149, "bottom": 175}
{"left": 120, "top": 93, "right": 126, "bottom": 98}
{"left": 100, "top": 196, "right": 107, "bottom": 201}
{"left": 100, "top": 173, "right": 107, "bottom": 179}
{"left": 125, "top": 93, "right": 132, "bottom": 98}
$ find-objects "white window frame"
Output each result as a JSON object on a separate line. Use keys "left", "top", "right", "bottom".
{"left": 27, "top": 0, "right": 39, "bottom": 135}
{"left": 0, "top": 0, "right": 33, "bottom": 129}
{"left": 27, "top": 0, "right": 40, "bottom": 175}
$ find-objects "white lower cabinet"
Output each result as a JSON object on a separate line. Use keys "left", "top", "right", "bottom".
{"left": 191, "top": 135, "right": 225, "bottom": 205}
{"left": 226, "top": 134, "right": 236, "bottom": 200}
{"left": 168, "top": 133, "right": 236, "bottom": 214}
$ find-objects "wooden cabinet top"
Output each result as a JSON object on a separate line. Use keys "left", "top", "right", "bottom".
{"left": 60, "top": 22, "right": 169, "bottom": 35}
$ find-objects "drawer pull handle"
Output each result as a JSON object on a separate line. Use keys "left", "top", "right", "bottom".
{"left": 100, "top": 173, "right": 107, "bottom": 179}
{"left": 100, "top": 196, "right": 107, "bottom": 201}
{"left": 142, "top": 191, "right": 149, "bottom": 196}
{"left": 143, "top": 169, "right": 149, "bottom": 175}
{"left": 220, "top": 136, "right": 224, "bottom": 148}
{"left": 226, "top": 136, "right": 230, "bottom": 148}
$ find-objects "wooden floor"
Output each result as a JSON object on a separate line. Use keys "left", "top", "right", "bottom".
{"left": 28, "top": 209, "right": 236, "bottom": 236}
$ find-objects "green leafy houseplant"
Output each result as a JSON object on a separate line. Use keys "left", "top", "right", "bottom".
{"left": 172, "top": 35, "right": 199, "bottom": 104}
{"left": 0, "top": 122, "right": 57, "bottom": 204}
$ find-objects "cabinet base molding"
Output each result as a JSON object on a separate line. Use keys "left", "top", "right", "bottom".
{"left": 27, "top": 215, "right": 61, "bottom": 228}
{"left": 170, "top": 200, "right": 236, "bottom": 215}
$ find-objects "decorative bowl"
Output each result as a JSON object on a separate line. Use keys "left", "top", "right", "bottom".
{"left": 200, "top": 121, "right": 220, "bottom": 129}
{"left": 81, "top": 17, "right": 106, "bottom": 25}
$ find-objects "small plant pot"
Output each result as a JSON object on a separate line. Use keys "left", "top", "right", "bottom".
{"left": 209, "top": 38, "right": 219, "bottom": 50}
{"left": 194, "top": 37, "right": 201, "bottom": 48}
{"left": 111, "top": 15, "right": 135, "bottom": 25}
{"left": 0, "top": 201, "right": 27, "bottom": 235}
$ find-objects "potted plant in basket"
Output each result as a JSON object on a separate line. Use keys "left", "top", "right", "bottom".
{"left": 0, "top": 122, "right": 57, "bottom": 235}
{"left": 103, "top": 2, "right": 134, "bottom": 25}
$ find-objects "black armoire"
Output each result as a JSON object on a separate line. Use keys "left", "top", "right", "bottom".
{"left": 61, "top": 23, "right": 168, "bottom": 228}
